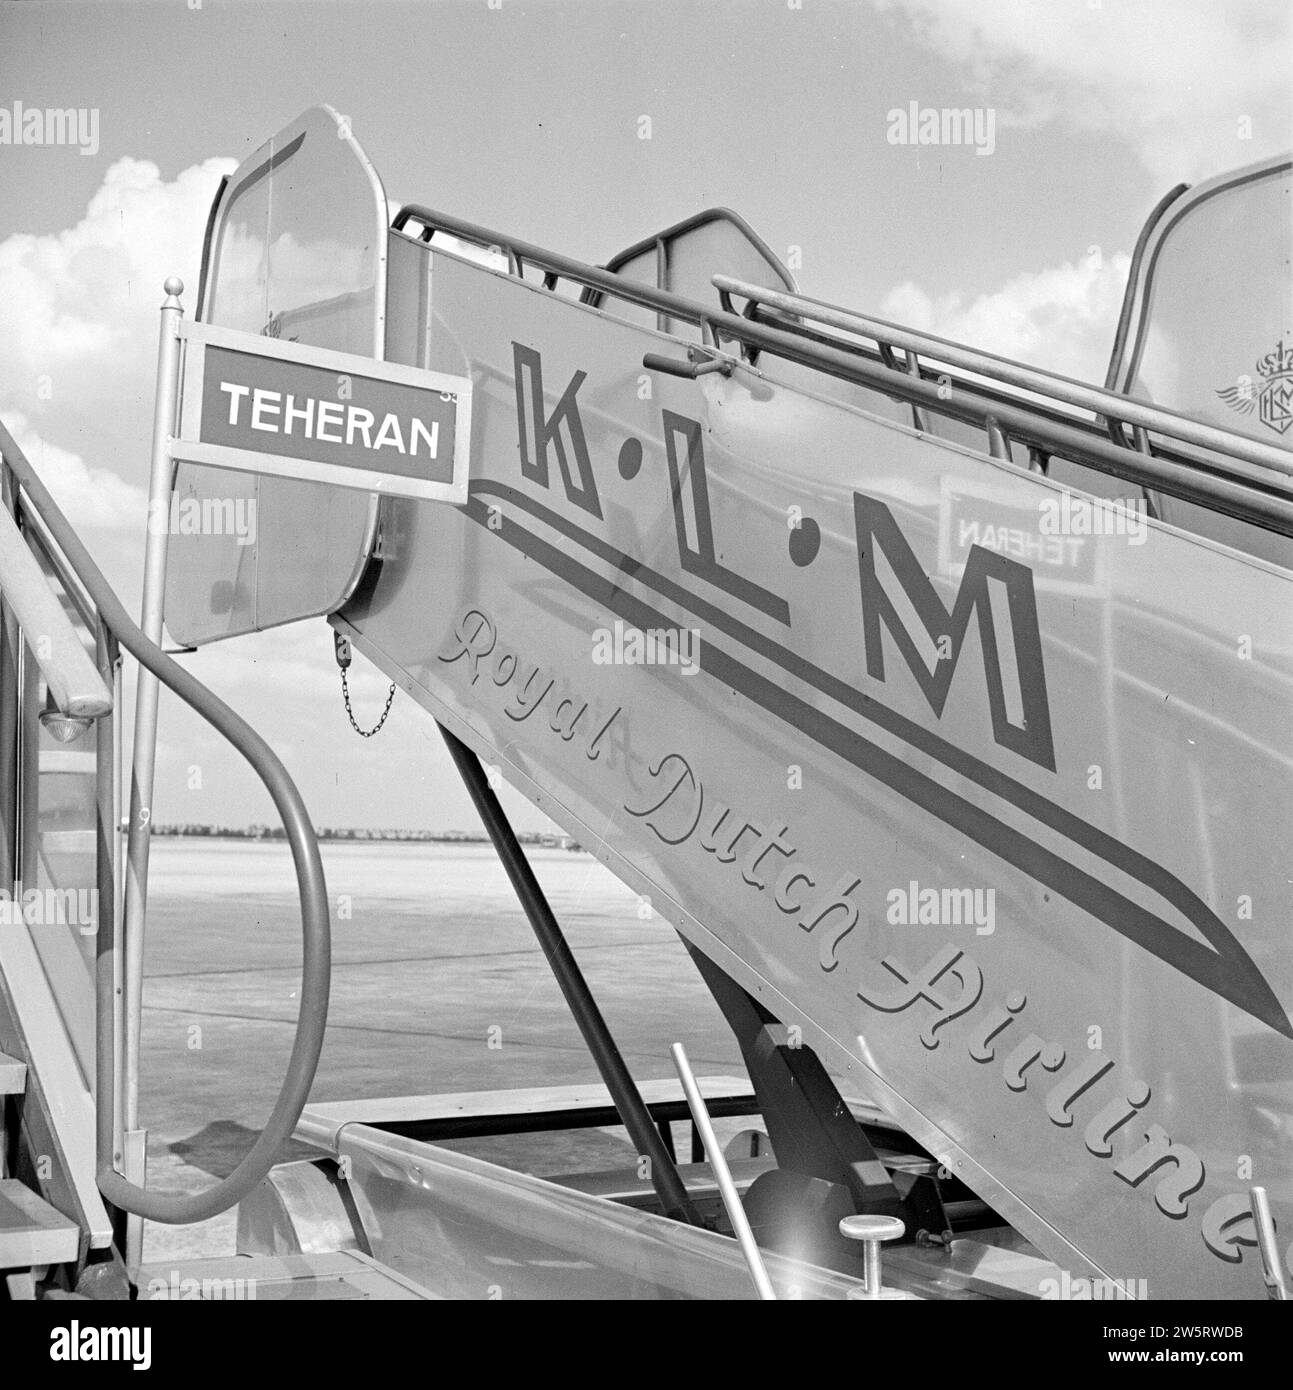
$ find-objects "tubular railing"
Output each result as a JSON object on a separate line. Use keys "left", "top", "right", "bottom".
{"left": 670, "top": 1042, "right": 775, "bottom": 1299}
{"left": 0, "top": 416, "right": 331, "bottom": 1224}
{"left": 393, "top": 204, "right": 1293, "bottom": 539}
{"left": 0, "top": 503, "right": 111, "bottom": 719}
{"left": 712, "top": 275, "right": 1293, "bottom": 483}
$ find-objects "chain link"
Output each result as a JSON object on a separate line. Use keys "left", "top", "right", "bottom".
{"left": 340, "top": 667, "right": 396, "bottom": 737}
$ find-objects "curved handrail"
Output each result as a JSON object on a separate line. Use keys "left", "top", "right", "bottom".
{"left": 0, "top": 416, "right": 331, "bottom": 1224}
{"left": 1102, "top": 182, "right": 1190, "bottom": 397}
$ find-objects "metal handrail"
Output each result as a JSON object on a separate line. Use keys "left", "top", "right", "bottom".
{"left": 712, "top": 274, "right": 1293, "bottom": 482}
{"left": 0, "top": 415, "right": 332, "bottom": 1224}
{"left": 718, "top": 301, "right": 1293, "bottom": 499}
{"left": 1250, "top": 1186, "right": 1289, "bottom": 1300}
{"left": 393, "top": 204, "right": 731, "bottom": 350}
{"left": 670, "top": 1042, "right": 776, "bottom": 1300}
{"left": 15, "top": 499, "right": 99, "bottom": 636}
{"left": 392, "top": 204, "right": 1293, "bottom": 536}
{"left": 0, "top": 503, "right": 112, "bottom": 718}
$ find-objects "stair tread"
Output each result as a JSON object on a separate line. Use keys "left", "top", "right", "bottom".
{"left": 0, "top": 1179, "right": 79, "bottom": 1270}
{"left": 0, "top": 1050, "right": 25, "bottom": 1096}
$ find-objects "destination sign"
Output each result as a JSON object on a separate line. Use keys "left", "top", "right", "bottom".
{"left": 173, "top": 321, "right": 472, "bottom": 504}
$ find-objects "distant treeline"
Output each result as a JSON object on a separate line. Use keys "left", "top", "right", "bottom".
{"left": 152, "top": 824, "right": 584, "bottom": 850}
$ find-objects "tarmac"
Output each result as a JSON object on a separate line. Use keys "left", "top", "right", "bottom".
{"left": 137, "top": 839, "right": 749, "bottom": 1262}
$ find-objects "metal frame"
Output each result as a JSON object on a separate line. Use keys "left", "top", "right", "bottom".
{"left": 598, "top": 207, "right": 797, "bottom": 290}
{"left": 439, "top": 725, "right": 700, "bottom": 1226}
{"left": 712, "top": 275, "right": 1293, "bottom": 484}
{"left": 578, "top": 207, "right": 797, "bottom": 333}
{"left": 391, "top": 203, "right": 1293, "bottom": 537}
{"left": 1102, "top": 180, "right": 1190, "bottom": 399}
{"left": 0, "top": 415, "right": 332, "bottom": 1227}
{"left": 200, "top": 105, "right": 390, "bottom": 362}
{"left": 336, "top": 612, "right": 1104, "bottom": 1282}
{"left": 297, "top": 1076, "right": 759, "bottom": 1151}
{"left": 671, "top": 1042, "right": 775, "bottom": 1299}
{"left": 684, "top": 941, "right": 955, "bottom": 1269}
{"left": 0, "top": 469, "right": 114, "bottom": 1259}
{"left": 119, "top": 277, "right": 186, "bottom": 1259}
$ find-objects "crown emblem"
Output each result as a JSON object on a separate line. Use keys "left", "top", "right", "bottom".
{"left": 1216, "top": 338, "right": 1293, "bottom": 436}
{"left": 1255, "top": 339, "right": 1293, "bottom": 379}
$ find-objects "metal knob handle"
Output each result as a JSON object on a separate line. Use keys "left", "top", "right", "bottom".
{"left": 839, "top": 1213, "right": 905, "bottom": 1299}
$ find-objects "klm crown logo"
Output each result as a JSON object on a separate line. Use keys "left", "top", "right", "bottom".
{"left": 1216, "top": 338, "right": 1293, "bottom": 436}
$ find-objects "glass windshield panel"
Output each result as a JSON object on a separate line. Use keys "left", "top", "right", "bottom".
{"left": 1128, "top": 165, "right": 1293, "bottom": 451}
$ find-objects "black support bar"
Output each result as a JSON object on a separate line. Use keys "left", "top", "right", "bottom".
{"left": 439, "top": 725, "right": 701, "bottom": 1226}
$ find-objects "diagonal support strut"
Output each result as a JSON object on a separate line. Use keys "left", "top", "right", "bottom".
{"left": 439, "top": 725, "right": 701, "bottom": 1226}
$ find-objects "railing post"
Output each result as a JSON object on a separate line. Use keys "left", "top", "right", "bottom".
{"left": 904, "top": 349, "right": 928, "bottom": 433}
{"left": 0, "top": 459, "right": 18, "bottom": 890}
{"left": 119, "top": 276, "right": 184, "bottom": 1262}
{"left": 93, "top": 618, "right": 123, "bottom": 1249}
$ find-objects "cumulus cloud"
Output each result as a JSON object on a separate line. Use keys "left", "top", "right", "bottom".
{"left": 0, "top": 156, "right": 238, "bottom": 633}
{"left": 875, "top": 0, "right": 1291, "bottom": 184}
{"left": 880, "top": 248, "right": 1132, "bottom": 385}
{"left": 0, "top": 155, "right": 235, "bottom": 462}
{"left": 2, "top": 411, "right": 146, "bottom": 531}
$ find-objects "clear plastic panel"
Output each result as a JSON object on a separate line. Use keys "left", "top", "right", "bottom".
{"left": 599, "top": 213, "right": 794, "bottom": 340}
{"left": 337, "top": 1126, "right": 870, "bottom": 1300}
{"left": 662, "top": 217, "right": 790, "bottom": 309}
{"left": 205, "top": 153, "right": 271, "bottom": 336}
{"left": 1126, "top": 162, "right": 1293, "bottom": 451}
{"left": 165, "top": 106, "right": 385, "bottom": 646}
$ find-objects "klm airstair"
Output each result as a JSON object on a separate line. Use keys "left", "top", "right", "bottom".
{"left": 1, "top": 106, "right": 1290, "bottom": 1300}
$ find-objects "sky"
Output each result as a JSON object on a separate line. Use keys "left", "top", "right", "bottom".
{"left": 0, "top": 0, "right": 1289, "bottom": 831}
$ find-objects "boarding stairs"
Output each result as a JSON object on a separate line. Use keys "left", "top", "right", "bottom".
{"left": 0, "top": 1048, "right": 79, "bottom": 1301}
{"left": 1, "top": 105, "right": 1290, "bottom": 1299}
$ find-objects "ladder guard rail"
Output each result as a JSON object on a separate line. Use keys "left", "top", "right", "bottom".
{"left": 0, "top": 416, "right": 332, "bottom": 1224}
{"left": 729, "top": 295, "right": 1293, "bottom": 503}
{"left": 712, "top": 274, "right": 1293, "bottom": 483}
{"left": 712, "top": 304, "right": 1292, "bottom": 498}
{"left": 393, "top": 204, "right": 1293, "bottom": 538}
{"left": 15, "top": 497, "right": 100, "bottom": 637}
{"left": 0, "top": 502, "right": 112, "bottom": 718}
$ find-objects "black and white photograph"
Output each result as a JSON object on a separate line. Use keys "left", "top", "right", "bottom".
{"left": 0, "top": 0, "right": 1290, "bottom": 1349}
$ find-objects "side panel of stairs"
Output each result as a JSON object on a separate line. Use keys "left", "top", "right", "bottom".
{"left": 335, "top": 245, "right": 1293, "bottom": 1299}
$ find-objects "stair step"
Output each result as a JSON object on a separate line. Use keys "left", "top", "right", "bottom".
{"left": 0, "top": 1180, "right": 79, "bottom": 1270}
{"left": 0, "top": 1051, "right": 26, "bottom": 1096}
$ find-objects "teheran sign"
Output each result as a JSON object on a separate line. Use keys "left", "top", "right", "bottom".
{"left": 173, "top": 321, "right": 472, "bottom": 503}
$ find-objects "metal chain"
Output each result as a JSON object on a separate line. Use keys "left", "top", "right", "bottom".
{"left": 340, "top": 667, "right": 396, "bottom": 737}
